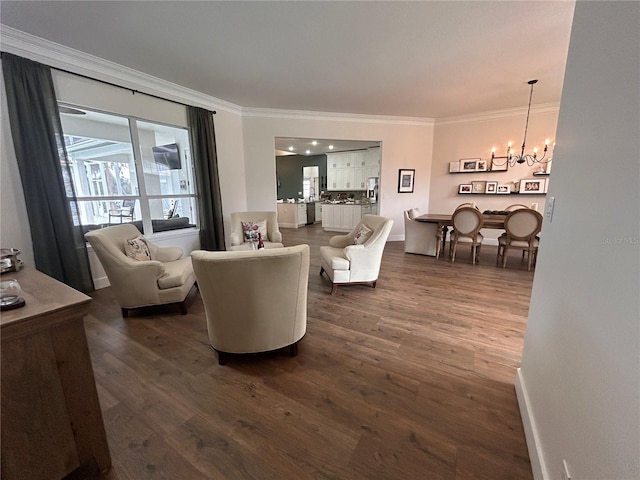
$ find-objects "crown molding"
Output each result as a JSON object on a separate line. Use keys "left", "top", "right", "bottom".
{"left": 0, "top": 25, "right": 242, "bottom": 115}
{"left": 435, "top": 102, "right": 560, "bottom": 126}
{"left": 242, "top": 106, "right": 435, "bottom": 126}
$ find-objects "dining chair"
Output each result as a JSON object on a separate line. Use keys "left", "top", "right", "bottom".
{"left": 496, "top": 208, "right": 543, "bottom": 271}
{"left": 505, "top": 204, "right": 528, "bottom": 211}
{"left": 108, "top": 199, "right": 135, "bottom": 223}
{"left": 450, "top": 207, "right": 484, "bottom": 265}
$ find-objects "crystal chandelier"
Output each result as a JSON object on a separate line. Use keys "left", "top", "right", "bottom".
{"left": 491, "top": 80, "right": 553, "bottom": 167}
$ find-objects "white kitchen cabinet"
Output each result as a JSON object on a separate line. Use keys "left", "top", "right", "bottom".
{"left": 277, "top": 203, "right": 307, "bottom": 228}
{"left": 314, "top": 202, "right": 322, "bottom": 223}
{"left": 322, "top": 204, "right": 364, "bottom": 232}
{"left": 327, "top": 149, "right": 380, "bottom": 191}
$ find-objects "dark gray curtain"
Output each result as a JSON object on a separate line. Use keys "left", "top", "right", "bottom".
{"left": 2, "top": 52, "right": 94, "bottom": 292}
{"left": 187, "top": 106, "right": 225, "bottom": 251}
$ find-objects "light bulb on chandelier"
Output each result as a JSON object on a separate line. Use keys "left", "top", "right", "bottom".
{"left": 491, "top": 80, "right": 555, "bottom": 168}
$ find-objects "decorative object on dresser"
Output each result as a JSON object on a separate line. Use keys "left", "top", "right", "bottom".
{"left": 320, "top": 214, "right": 393, "bottom": 294}
{"left": 191, "top": 244, "right": 310, "bottom": 365}
{"left": 84, "top": 224, "right": 196, "bottom": 317}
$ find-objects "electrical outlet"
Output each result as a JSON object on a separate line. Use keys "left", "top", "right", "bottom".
{"left": 562, "top": 459, "right": 572, "bottom": 480}
{"left": 545, "top": 196, "right": 556, "bottom": 222}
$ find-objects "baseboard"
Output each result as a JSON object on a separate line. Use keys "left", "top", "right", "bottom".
{"left": 515, "top": 368, "right": 548, "bottom": 480}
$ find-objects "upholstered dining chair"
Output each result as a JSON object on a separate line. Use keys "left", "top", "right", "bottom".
{"left": 505, "top": 204, "right": 528, "bottom": 211}
{"left": 455, "top": 202, "right": 479, "bottom": 210}
{"left": 85, "top": 224, "right": 196, "bottom": 317}
{"left": 228, "top": 211, "right": 284, "bottom": 251}
{"left": 191, "top": 244, "right": 310, "bottom": 365}
{"left": 404, "top": 208, "right": 439, "bottom": 256}
{"left": 320, "top": 214, "right": 393, "bottom": 294}
{"left": 450, "top": 207, "right": 484, "bottom": 265}
{"left": 496, "top": 208, "right": 543, "bottom": 271}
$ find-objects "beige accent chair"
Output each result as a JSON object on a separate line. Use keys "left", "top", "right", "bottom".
{"left": 450, "top": 207, "right": 484, "bottom": 265}
{"left": 404, "top": 208, "right": 439, "bottom": 256}
{"left": 497, "top": 208, "right": 543, "bottom": 271}
{"left": 228, "top": 211, "right": 284, "bottom": 251}
{"left": 191, "top": 244, "right": 310, "bottom": 365}
{"left": 85, "top": 224, "right": 196, "bottom": 317}
{"left": 320, "top": 214, "right": 393, "bottom": 294}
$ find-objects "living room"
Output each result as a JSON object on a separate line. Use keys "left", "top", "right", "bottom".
{"left": 0, "top": 2, "right": 638, "bottom": 479}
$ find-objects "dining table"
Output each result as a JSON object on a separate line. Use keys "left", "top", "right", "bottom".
{"left": 415, "top": 213, "right": 508, "bottom": 259}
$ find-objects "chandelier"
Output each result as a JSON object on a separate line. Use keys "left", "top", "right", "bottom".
{"left": 491, "top": 79, "right": 553, "bottom": 167}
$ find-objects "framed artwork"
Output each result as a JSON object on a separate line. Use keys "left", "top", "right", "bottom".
{"left": 519, "top": 178, "right": 546, "bottom": 194}
{"left": 497, "top": 184, "right": 511, "bottom": 194}
{"left": 476, "top": 160, "right": 488, "bottom": 172}
{"left": 490, "top": 158, "right": 509, "bottom": 171}
{"left": 459, "top": 158, "right": 480, "bottom": 172}
{"left": 449, "top": 161, "right": 460, "bottom": 173}
{"left": 545, "top": 159, "right": 553, "bottom": 174}
{"left": 471, "top": 180, "right": 487, "bottom": 194}
{"left": 459, "top": 184, "right": 472, "bottom": 194}
{"left": 485, "top": 181, "right": 498, "bottom": 194}
{"left": 398, "top": 169, "right": 415, "bottom": 193}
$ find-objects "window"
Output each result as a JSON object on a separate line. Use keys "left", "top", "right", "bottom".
{"left": 59, "top": 106, "right": 197, "bottom": 235}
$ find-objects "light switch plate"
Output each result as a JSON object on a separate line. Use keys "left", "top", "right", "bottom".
{"left": 545, "top": 196, "right": 555, "bottom": 222}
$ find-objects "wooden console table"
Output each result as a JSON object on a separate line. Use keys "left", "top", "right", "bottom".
{"left": 1, "top": 269, "right": 111, "bottom": 479}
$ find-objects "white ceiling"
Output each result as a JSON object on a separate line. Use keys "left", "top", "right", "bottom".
{"left": 0, "top": 1, "right": 575, "bottom": 119}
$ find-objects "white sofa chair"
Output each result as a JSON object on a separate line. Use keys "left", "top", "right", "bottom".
{"left": 404, "top": 208, "right": 439, "bottom": 256}
{"left": 191, "top": 244, "right": 310, "bottom": 365}
{"left": 85, "top": 224, "right": 196, "bottom": 317}
{"left": 228, "top": 211, "right": 284, "bottom": 251}
{"left": 319, "top": 214, "right": 393, "bottom": 294}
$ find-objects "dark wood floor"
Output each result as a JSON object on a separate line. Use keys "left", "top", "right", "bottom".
{"left": 89, "top": 224, "right": 534, "bottom": 479}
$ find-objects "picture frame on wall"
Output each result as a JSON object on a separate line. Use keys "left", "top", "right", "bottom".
{"left": 485, "top": 181, "right": 498, "bottom": 194}
{"left": 471, "top": 180, "right": 487, "bottom": 194}
{"left": 449, "top": 161, "right": 460, "bottom": 173}
{"left": 398, "top": 169, "right": 415, "bottom": 193}
{"left": 519, "top": 178, "right": 546, "bottom": 194}
{"left": 459, "top": 184, "right": 472, "bottom": 194}
{"left": 459, "top": 158, "right": 480, "bottom": 172}
{"left": 497, "top": 184, "right": 511, "bottom": 194}
{"left": 476, "top": 160, "right": 488, "bottom": 172}
{"left": 490, "top": 158, "right": 509, "bottom": 171}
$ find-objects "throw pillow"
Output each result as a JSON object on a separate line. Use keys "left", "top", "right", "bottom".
{"left": 124, "top": 236, "right": 152, "bottom": 261}
{"left": 353, "top": 224, "right": 373, "bottom": 245}
{"left": 241, "top": 220, "right": 268, "bottom": 242}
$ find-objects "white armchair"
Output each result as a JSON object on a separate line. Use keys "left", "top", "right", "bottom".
{"left": 228, "top": 211, "right": 284, "bottom": 251}
{"left": 191, "top": 244, "right": 310, "bottom": 365}
{"left": 85, "top": 224, "right": 196, "bottom": 317}
{"left": 319, "top": 214, "right": 393, "bottom": 294}
{"left": 404, "top": 208, "right": 439, "bottom": 256}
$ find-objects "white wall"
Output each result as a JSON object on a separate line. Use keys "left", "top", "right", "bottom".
{"left": 517, "top": 2, "right": 640, "bottom": 479}
{"left": 431, "top": 107, "right": 559, "bottom": 243}
{"left": 242, "top": 112, "right": 434, "bottom": 240}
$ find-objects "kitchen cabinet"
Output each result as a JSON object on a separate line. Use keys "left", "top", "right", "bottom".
{"left": 277, "top": 203, "right": 307, "bottom": 228}
{"left": 327, "top": 148, "right": 380, "bottom": 191}
{"left": 314, "top": 202, "right": 322, "bottom": 224}
{"left": 322, "top": 203, "right": 366, "bottom": 232}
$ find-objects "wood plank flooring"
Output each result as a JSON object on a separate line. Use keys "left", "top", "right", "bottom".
{"left": 88, "top": 224, "right": 534, "bottom": 479}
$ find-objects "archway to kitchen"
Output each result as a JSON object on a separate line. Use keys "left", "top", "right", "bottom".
{"left": 274, "top": 137, "right": 381, "bottom": 229}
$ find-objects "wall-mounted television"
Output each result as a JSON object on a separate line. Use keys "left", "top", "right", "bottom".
{"left": 152, "top": 143, "right": 181, "bottom": 170}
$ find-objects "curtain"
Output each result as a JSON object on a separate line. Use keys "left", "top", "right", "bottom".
{"left": 2, "top": 52, "right": 94, "bottom": 292}
{"left": 187, "top": 106, "right": 225, "bottom": 251}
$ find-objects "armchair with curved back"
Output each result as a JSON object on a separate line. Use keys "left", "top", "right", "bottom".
{"left": 191, "top": 244, "right": 310, "bottom": 365}
{"left": 450, "top": 207, "right": 484, "bottom": 265}
{"left": 319, "top": 214, "right": 393, "bottom": 294}
{"left": 85, "top": 224, "right": 196, "bottom": 317}
{"left": 497, "top": 208, "right": 543, "bottom": 271}
{"left": 229, "top": 211, "right": 284, "bottom": 251}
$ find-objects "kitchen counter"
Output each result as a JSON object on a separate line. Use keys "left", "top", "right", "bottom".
{"left": 322, "top": 203, "right": 378, "bottom": 232}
